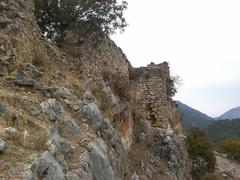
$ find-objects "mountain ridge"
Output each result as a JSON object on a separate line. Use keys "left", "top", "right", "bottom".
{"left": 176, "top": 101, "right": 213, "bottom": 130}
{"left": 217, "top": 106, "right": 240, "bottom": 120}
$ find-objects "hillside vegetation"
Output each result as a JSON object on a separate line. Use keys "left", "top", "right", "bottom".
{"left": 204, "top": 119, "right": 240, "bottom": 148}
{"left": 186, "top": 128, "right": 216, "bottom": 180}
{"left": 176, "top": 101, "right": 213, "bottom": 130}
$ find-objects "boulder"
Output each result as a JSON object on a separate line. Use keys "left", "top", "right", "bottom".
{"left": 30, "top": 151, "right": 65, "bottom": 180}
{"left": 54, "top": 153, "right": 69, "bottom": 172}
{"left": 0, "top": 17, "right": 11, "bottom": 28}
{"left": 81, "top": 91, "right": 96, "bottom": 103}
{"left": 132, "top": 172, "right": 140, "bottom": 180}
{"left": 77, "top": 102, "right": 103, "bottom": 130}
{"left": 4, "top": 127, "right": 18, "bottom": 137}
{"left": 51, "top": 137, "right": 72, "bottom": 154}
{"left": 66, "top": 168, "right": 93, "bottom": 180}
{"left": 0, "top": 2, "right": 7, "bottom": 10}
{"left": 32, "top": 68, "right": 44, "bottom": 78}
{"left": 0, "top": 139, "right": 7, "bottom": 153}
{"left": 59, "top": 116, "right": 80, "bottom": 135}
{"left": 14, "top": 79, "right": 35, "bottom": 87}
{"left": 138, "top": 132, "right": 146, "bottom": 143}
{"left": 36, "top": 86, "right": 55, "bottom": 98}
{"left": 48, "top": 123, "right": 59, "bottom": 138}
{"left": 47, "top": 124, "right": 72, "bottom": 154}
{"left": 100, "top": 119, "right": 116, "bottom": 142}
{"left": 40, "top": 99, "right": 63, "bottom": 121}
{"left": 54, "top": 87, "right": 74, "bottom": 100}
{"left": 80, "top": 138, "right": 116, "bottom": 180}
{"left": 0, "top": 100, "right": 6, "bottom": 115}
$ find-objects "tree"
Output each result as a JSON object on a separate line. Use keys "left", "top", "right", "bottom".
{"left": 187, "top": 128, "right": 216, "bottom": 180}
{"left": 220, "top": 140, "right": 240, "bottom": 161}
{"left": 34, "top": 0, "right": 127, "bottom": 42}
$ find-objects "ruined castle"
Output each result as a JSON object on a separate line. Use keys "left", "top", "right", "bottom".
{"left": 0, "top": 0, "right": 191, "bottom": 179}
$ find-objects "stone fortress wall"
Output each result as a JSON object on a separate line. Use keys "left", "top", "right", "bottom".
{"left": 0, "top": 1, "right": 188, "bottom": 179}
{"left": 65, "top": 32, "right": 180, "bottom": 130}
{"left": 133, "top": 62, "right": 174, "bottom": 128}
{"left": 62, "top": 31, "right": 178, "bottom": 130}
{"left": 62, "top": 30, "right": 130, "bottom": 79}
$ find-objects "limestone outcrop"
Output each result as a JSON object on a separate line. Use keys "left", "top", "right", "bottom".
{"left": 0, "top": 0, "right": 191, "bottom": 179}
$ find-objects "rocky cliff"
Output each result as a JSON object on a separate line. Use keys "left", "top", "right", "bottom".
{"left": 0, "top": 0, "right": 191, "bottom": 179}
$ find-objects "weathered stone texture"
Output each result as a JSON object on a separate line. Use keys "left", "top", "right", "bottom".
{"left": 62, "top": 30, "right": 130, "bottom": 79}
{"left": 0, "top": 1, "right": 190, "bottom": 180}
{"left": 134, "top": 62, "right": 177, "bottom": 128}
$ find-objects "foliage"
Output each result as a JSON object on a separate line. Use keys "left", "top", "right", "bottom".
{"left": 167, "top": 75, "right": 182, "bottom": 97}
{"left": 204, "top": 119, "right": 240, "bottom": 148}
{"left": 34, "top": 0, "right": 128, "bottom": 42}
{"left": 220, "top": 139, "right": 240, "bottom": 161}
{"left": 187, "top": 128, "right": 216, "bottom": 180}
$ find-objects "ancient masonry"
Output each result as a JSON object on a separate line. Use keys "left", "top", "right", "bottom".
{"left": 0, "top": 0, "right": 190, "bottom": 179}
{"left": 134, "top": 62, "right": 177, "bottom": 128}
{"left": 62, "top": 30, "right": 130, "bottom": 79}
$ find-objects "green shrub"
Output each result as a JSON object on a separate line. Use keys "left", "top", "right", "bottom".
{"left": 34, "top": 0, "right": 128, "bottom": 43}
{"left": 187, "top": 128, "right": 216, "bottom": 180}
{"left": 220, "top": 139, "right": 240, "bottom": 161}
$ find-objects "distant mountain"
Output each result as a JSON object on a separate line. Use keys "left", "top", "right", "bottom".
{"left": 217, "top": 106, "right": 240, "bottom": 120}
{"left": 176, "top": 101, "right": 213, "bottom": 130}
{"left": 204, "top": 119, "right": 240, "bottom": 148}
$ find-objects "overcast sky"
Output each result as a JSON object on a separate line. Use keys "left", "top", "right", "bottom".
{"left": 112, "top": 0, "right": 240, "bottom": 117}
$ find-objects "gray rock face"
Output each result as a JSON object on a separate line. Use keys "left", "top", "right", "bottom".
{"left": 4, "top": 127, "right": 18, "bottom": 137}
{"left": 40, "top": 99, "right": 63, "bottom": 121}
{"left": 100, "top": 119, "right": 116, "bottom": 142}
{"left": 77, "top": 103, "right": 102, "bottom": 130}
{"left": 81, "top": 138, "right": 116, "bottom": 180}
{"left": 30, "top": 151, "right": 65, "bottom": 180}
{"left": 48, "top": 125, "right": 72, "bottom": 154}
{"left": 59, "top": 116, "right": 80, "bottom": 135}
{"left": 0, "top": 17, "right": 11, "bottom": 28}
{"left": 54, "top": 153, "right": 69, "bottom": 172}
{"left": 81, "top": 91, "right": 96, "bottom": 103}
{"left": 100, "top": 119, "right": 129, "bottom": 179}
{"left": 0, "top": 139, "right": 7, "bottom": 153}
{"left": 48, "top": 123, "right": 60, "bottom": 138}
{"left": 51, "top": 137, "right": 72, "bottom": 154}
{"left": 66, "top": 168, "right": 93, "bottom": 180}
{"left": 137, "top": 132, "right": 146, "bottom": 143}
{"left": 36, "top": 86, "right": 55, "bottom": 98}
{"left": 32, "top": 68, "right": 44, "bottom": 78}
{"left": 0, "top": 100, "right": 6, "bottom": 115}
{"left": 54, "top": 87, "right": 73, "bottom": 100}
{"left": 14, "top": 79, "right": 35, "bottom": 87}
{"left": 132, "top": 172, "right": 140, "bottom": 180}
{"left": 151, "top": 128, "right": 184, "bottom": 177}
{"left": 0, "top": 2, "right": 7, "bottom": 10}
{"left": 74, "top": 92, "right": 103, "bottom": 130}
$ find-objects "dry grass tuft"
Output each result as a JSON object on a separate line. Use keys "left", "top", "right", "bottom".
{"left": 102, "top": 67, "right": 133, "bottom": 101}
{"left": 32, "top": 47, "right": 49, "bottom": 68}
